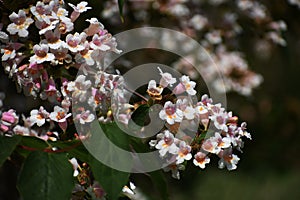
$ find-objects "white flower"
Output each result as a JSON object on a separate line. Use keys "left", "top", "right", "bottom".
{"left": 65, "top": 32, "right": 85, "bottom": 53}
{"left": 68, "top": 1, "right": 92, "bottom": 13}
{"left": 29, "top": 106, "right": 49, "bottom": 127}
{"left": 69, "top": 158, "right": 79, "bottom": 177}
{"left": 183, "top": 106, "right": 195, "bottom": 120}
{"left": 180, "top": 75, "right": 197, "bottom": 95}
{"left": 211, "top": 132, "right": 232, "bottom": 154}
{"left": 122, "top": 182, "right": 136, "bottom": 195}
{"left": 76, "top": 110, "right": 95, "bottom": 124}
{"left": 189, "top": 14, "right": 208, "bottom": 31}
{"left": 201, "top": 138, "right": 219, "bottom": 154}
{"left": 159, "top": 101, "right": 183, "bottom": 125}
{"left": 90, "top": 34, "right": 111, "bottom": 51}
{"left": 157, "top": 67, "right": 176, "bottom": 88}
{"left": 7, "top": 10, "right": 34, "bottom": 37}
{"left": 176, "top": 141, "right": 192, "bottom": 164}
{"left": 155, "top": 130, "right": 179, "bottom": 157}
{"left": 218, "top": 148, "right": 240, "bottom": 170}
{"left": 193, "top": 152, "right": 210, "bottom": 169}
{"left": 49, "top": 106, "right": 71, "bottom": 123}
{"left": 29, "top": 44, "right": 55, "bottom": 64}
{"left": 205, "top": 30, "right": 222, "bottom": 45}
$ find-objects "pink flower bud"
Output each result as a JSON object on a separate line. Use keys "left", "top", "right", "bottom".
{"left": 0, "top": 124, "right": 9, "bottom": 132}
{"left": 172, "top": 83, "right": 185, "bottom": 94}
{"left": 1, "top": 112, "right": 16, "bottom": 124}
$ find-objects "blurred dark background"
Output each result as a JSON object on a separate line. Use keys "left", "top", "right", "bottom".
{"left": 1, "top": 0, "right": 300, "bottom": 199}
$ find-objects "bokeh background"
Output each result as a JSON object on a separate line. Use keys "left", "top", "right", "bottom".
{"left": 1, "top": 0, "right": 300, "bottom": 199}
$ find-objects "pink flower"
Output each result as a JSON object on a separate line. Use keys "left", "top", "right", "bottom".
{"left": 1, "top": 110, "right": 18, "bottom": 124}
{"left": 84, "top": 18, "right": 104, "bottom": 36}
{"left": 40, "top": 78, "right": 61, "bottom": 102}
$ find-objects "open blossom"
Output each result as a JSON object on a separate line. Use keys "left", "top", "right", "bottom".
{"left": 1, "top": 48, "right": 16, "bottom": 62}
{"left": 210, "top": 132, "right": 232, "bottom": 153}
{"left": 155, "top": 130, "right": 179, "bottom": 157}
{"left": 65, "top": 32, "right": 85, "bottom": 53}
{"left": 29, "top": 44, "right": 55, "bottom": 64}
{"left": 30, "top": 1, "right": 53, "bottom": 24}
{"left": 201, "top": 138, "right": 219, "bottom": 154}
{"left": 49, "top": 106, "right": 71, "bottom": 131}
{"left": 176, "top": 141, "right": 192, "bottom": 164}
{"left": 7, "top": 9, "right": 34, "bottom": 37}
{"left": 90, "top": 34, "right": 111, "bottom": 51}
{"left": 69, "top": 1, "right": 92, "bottom": 13}
{"left": 29, "top": 106, "right": 49, "bottom": 127}
{"left": 43, "top": 29, "right": 65, "bottom": 49}
{"left": 158, "top": 67, "right": 176, "bottom": 88}
{"left": 147, "top": 80, "right": 163, "bottom": 100}
{"left": 205, "top": 30, "right": 222, "bottom": 45}
{"left": 69, "top": 1, "right": 92, "bottom": 22}
{"left": 173, "top": 75, "right": 197, "bottom": 95}
{"left": 218, "top": 148, "right": 240, "bottom": 170}
{"left": 75, "top": 42, "right": 96, "bottom": 66}
{"left": 75, "top": 110, "right": 95, "bottom": 124}
{"left": 159, "top": 101, "right": 183, "bottom": 125}
{"left": 35, "top": 19, "right": 59, "bottom": 35}
{"left": 193, "top": 152, "right": 210, "bottom": 169}
{"left": 67, "top": 75, "right": 92, "bottom": 102}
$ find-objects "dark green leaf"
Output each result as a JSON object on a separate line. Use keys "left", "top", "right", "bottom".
{"left": 128, "top": 104, "right": 150, "bottom": 131}
{"left": 118, "top": 0, "right": 125, "bottom": 22}
{"left": 90, "top": 159, "right": 130, "bottom": 200}
{"left": 88, "top": 122, "right": 131, "bottom": 200}
{"left": 149, "top": 170, "right": 169, "bottom": 200}
{"left": 15, "top": 136, "right": 49, "bottom": 158}
{"left": 49, "top": 140, "right": 90, "bottom": 163}
{"left": 17, "top": 151, "right": 74, "bottom": 200}
{"left": 0, "top": 135, "right": 22, "bottom": 166}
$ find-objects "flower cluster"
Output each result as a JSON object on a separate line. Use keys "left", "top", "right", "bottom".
{"left": 101, "top": 0, "right": 287, "bottom": 96}
{"left": 145, "top": 68, "right": 251, "bottom": 179}
{"left": 0, "top": 1, "right": 122, "bottom": 139}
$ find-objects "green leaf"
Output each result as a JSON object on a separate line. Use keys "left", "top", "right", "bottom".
{"left": 17, "top": 151, "right": 74, "bottom": 200}
{"left": 90, "top": 159, "right": 130, "bottom": 200}
{"left": 88, "top": 122, "right": 131, "bottom": 200}
{"left": 0, "top": 135, "right": 22, "bottom": 167}
{"left": 149, "top": 170, "right": 169, "bottom": 200}
{"left": 118, "top": 0, "right": 125, "bottom": 23}
{"left": 128, "top": 104, "right": 150, "bottom": 131}
{"left": 49, "top": 140, "right": 90, "bottom": 162}
{"left": 15, "top": 136, "right": 49, "bottom": 158}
